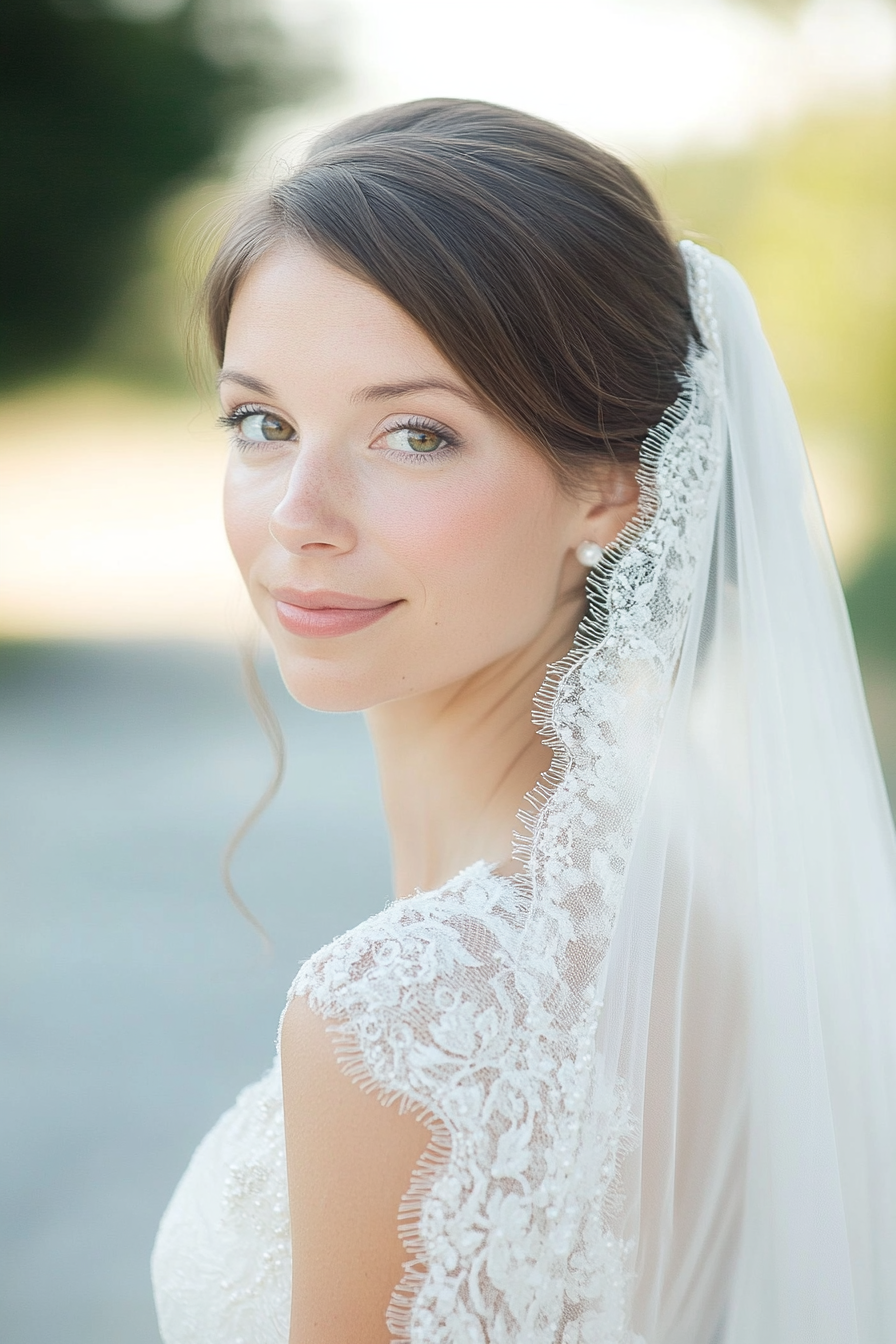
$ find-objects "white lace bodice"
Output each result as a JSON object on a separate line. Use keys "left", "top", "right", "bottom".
{"left": 151, "top": 861, "right": 539, "bottom": 1344}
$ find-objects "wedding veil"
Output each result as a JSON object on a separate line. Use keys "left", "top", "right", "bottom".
{"left": 516, "top": 240, "right": 896, "bottom": 1342}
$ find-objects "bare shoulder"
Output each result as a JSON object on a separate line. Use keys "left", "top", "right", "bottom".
{"left": 280, "top": 994, "right": 431, "bottom": 1344}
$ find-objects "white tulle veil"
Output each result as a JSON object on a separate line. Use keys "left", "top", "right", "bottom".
{"left": 514, "top": 240, "right": 896, "bottom": 1342}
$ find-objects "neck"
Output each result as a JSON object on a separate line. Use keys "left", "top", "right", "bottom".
{"left": 366, "top": 592, "right": 584, "bottom": 900}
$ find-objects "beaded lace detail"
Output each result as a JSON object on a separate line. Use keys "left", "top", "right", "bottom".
{"left": 151, "top": 242, "right": 723, "bottom": 1344}
{"left": 152, "top": 1066, "right": 291, "bottom": 1344}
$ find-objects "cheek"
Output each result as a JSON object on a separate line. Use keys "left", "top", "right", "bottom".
{"left": 379, "top": 465, "right": 568, "bottom": 650}
{"left": 222, "top": 460, "right": 278, "bottom": 577}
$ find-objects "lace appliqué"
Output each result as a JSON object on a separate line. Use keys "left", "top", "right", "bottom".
{"left": 291, "top": 244, "right": 723, "bottom": 1343}
{"left": 293, "top": 862, "right": 639, "bottom": 1343}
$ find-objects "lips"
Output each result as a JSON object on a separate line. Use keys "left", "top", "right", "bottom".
{"left": 268, "top": 587, "right": 402, "bottom": 638}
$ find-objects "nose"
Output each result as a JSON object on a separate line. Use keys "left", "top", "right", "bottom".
{"left": 268, "top": 441, "right": 357, "bottom": 557}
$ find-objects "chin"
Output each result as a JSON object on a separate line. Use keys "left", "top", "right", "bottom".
{"left": 273, "top": 649, "right": 405, "bottom": 715}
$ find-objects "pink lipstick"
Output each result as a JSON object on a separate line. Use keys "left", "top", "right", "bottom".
{"left": 269, "top": 587, "right": 402, "bottom": 638}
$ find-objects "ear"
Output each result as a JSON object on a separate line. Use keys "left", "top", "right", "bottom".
{"left": 577, "top": 464, "right": 640, "bottom": 551}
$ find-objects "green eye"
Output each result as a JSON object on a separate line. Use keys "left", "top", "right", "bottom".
{"left": 239, "top": 412, "right": 294, "bottom": 442}
{"left": 385, "top": 427, "right": 445, "bottom": 454}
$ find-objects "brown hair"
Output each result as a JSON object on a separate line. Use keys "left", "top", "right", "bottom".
{"left": 203, "top": 98, "right": 696, "bottom": 484}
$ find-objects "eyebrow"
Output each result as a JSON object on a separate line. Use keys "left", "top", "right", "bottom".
{"left": 216, "top": 369, "right": 275, "bottom": 396}
{"left": 216, "top": 371, "right": 477, "bottom": 406}
{"left": 351, "top": 378, "right": 477, "bottom": 405}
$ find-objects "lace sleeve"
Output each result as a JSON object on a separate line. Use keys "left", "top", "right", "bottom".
{"left": 287, "top": 859, "right": 636, "bottom": 1344}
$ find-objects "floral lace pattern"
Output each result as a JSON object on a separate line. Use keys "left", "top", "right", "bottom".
{"left": 152, "top": 243, "right": 723, "bottom": 1344}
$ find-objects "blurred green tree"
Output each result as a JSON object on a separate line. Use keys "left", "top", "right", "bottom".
{"left": 0, "top": 0, "right": 328, "bottom": 387}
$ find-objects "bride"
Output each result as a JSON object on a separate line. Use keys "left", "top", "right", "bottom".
{"left": 151, "top": 99, "right": 896, "bottom": 1343}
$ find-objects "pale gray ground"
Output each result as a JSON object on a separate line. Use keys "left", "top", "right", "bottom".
{"left": 0, "top": 642, "right": 390, "bottom": 1344}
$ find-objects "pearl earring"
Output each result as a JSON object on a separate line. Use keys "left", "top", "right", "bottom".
{"left": 576, "top": 540, "right": 605, "bottom": 567}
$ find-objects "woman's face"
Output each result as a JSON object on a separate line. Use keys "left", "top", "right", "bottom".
{"left": 221, "top": 244, "right": 635, "bottom": 713}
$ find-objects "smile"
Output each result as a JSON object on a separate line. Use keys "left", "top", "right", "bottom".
{"left": 270, "top": 588, "right": 403, "bottom": 639}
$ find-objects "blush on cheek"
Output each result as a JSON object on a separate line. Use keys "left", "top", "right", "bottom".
{"left": 377, "top": 466, "right": 564, "bottom": 656}
{"left": 393, "top": 457, "right": 545, "bottom": 559}
{"left": 371, "top": 486, "right": 500, "bottom": 626}
{"left": 388, "top": 490, "right": 484, "bottom": 566}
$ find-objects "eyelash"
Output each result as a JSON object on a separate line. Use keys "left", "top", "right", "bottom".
{"left": 218, "top": 403, "right": 290, "bottom": 452}
{"left": 380, "top": 414, "right": 461, "bottom": 464}
{"left": 218, "top": 405, "right": 462, "bottom": 462}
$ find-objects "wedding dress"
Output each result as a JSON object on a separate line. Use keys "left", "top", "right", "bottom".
{"left": 152, "top": 243, "right": 896, "bottom": 1343}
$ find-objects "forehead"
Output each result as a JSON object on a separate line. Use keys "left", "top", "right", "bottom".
{"left": 224, "top": 243, "right": 454, "bottom": 388}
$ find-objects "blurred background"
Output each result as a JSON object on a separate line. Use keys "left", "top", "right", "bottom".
{"left": 2, "top": 0, "right": 895, "bottom": 1339}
